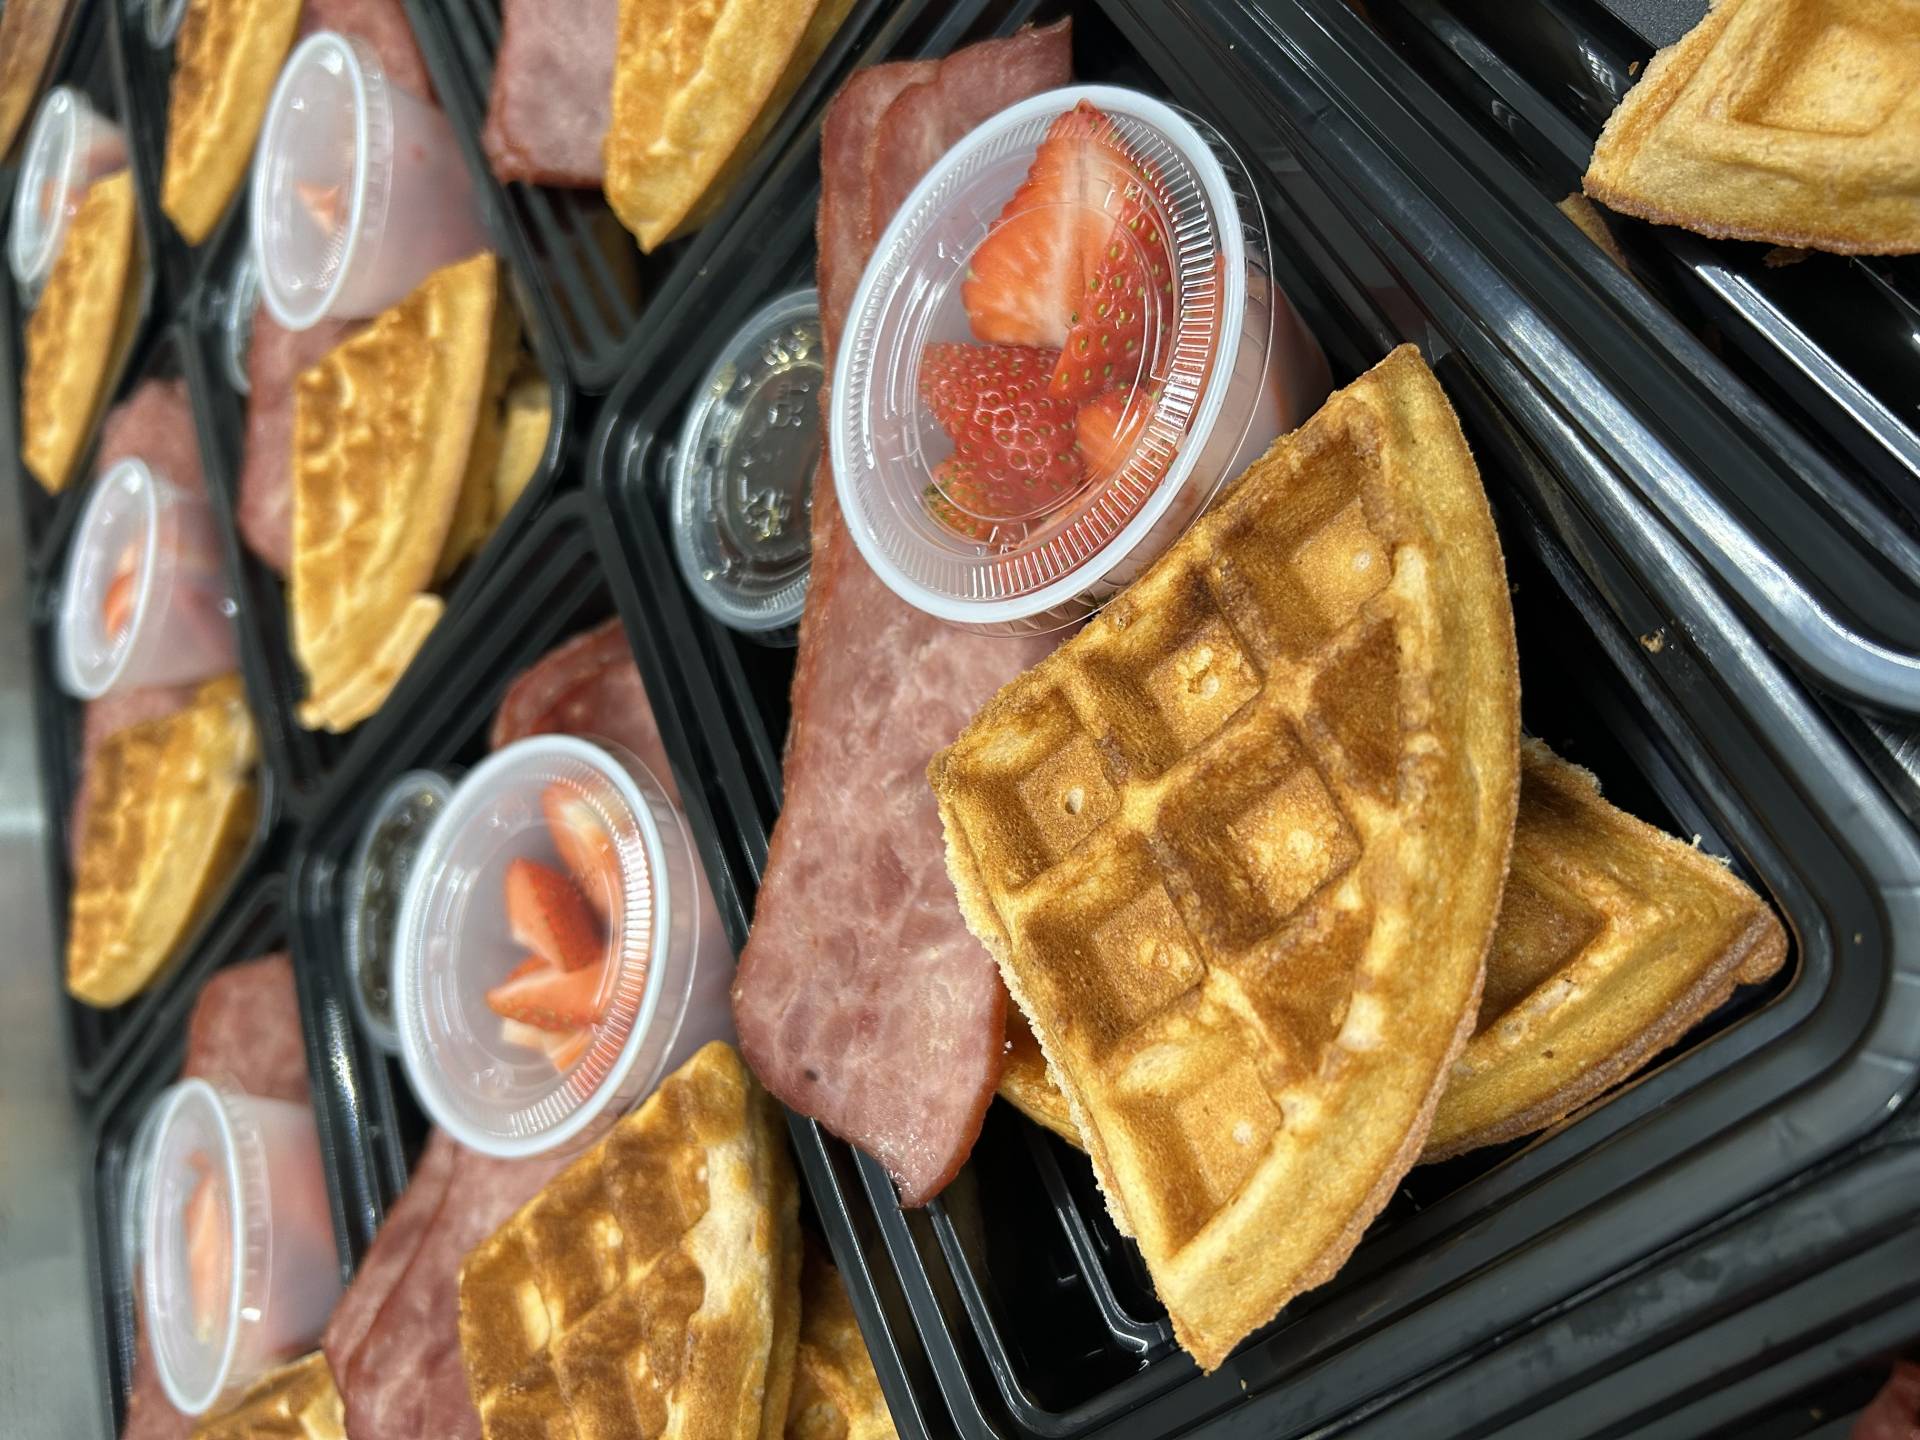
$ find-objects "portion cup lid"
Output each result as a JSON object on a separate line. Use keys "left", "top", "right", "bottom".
{"left": 395, "top": 736, "right": 670, "bottom": 1158}
{"left": 251, "top": 31, "right": 391, "bottom": 330}
{"left": 222, "top": 248, "right": 262, "bottom": 395}
{"left": 344, "top": 769, "right": 455, "bottom": 1055}
{"left": 141, "top": 1079, "right": 263, "bottom": 1417}
{"left": 831, "top": 85, "right": 1257, "bottom": 629}
{"left": 58, "top": 458, "right": 165, "bottom": 700}
{"left": 10, "top": 87, "right": 92, "bottom": 296}
{"left": 670, "top": 287, "right": 823, "bottom": 635}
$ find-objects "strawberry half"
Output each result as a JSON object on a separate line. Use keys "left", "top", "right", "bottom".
{"left": 919, "top": 342, "right": 1082, "bottom": 502}
{"left": 183, "top": 1157, "right": 229, "bottom": 1341}
{"left": 541, "top": 784, "right": 624, "bottom": 931}
{"left": 504, "top": 858, "right": 602, "bottom": 972}
{"left": 485, "top": 951, "right": 608, "bottom": 1033}
{"left": 962, "top": 102, "right": 1136, "bottom": 349}
{"left": 499, "top": 1016, "right": 591, "bottom": 1071}
{"left": 1050, "top": 169, "right": 1176, "bottom": 402}
{"left": 101, "top": 543, "right": 138, "bottom": 638}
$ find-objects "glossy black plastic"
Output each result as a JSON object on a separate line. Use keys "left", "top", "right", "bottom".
{"left": 22, "top": 324, "right": 278, "bottom": 1098}
{"left": 285, "top": 493, "right": 757, "bottom": 1254}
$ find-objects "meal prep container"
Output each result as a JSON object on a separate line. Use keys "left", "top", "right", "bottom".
{"left": 6, "top": 8, "right": 161, "bottom": 577}
{"left": 287, "top": 494, "right": 757, "bottom": 1254}
{"left": 86, "top": 876, "right": 372, "bottom": 1438}
{"left": 21, "top": 325, "right": 277, "bottom": 1098}
{"left": 179, "top": 160, "right": 572, "bottom": 819}
{"left": 252, "top": 31, "right": 490, "bottom": 329}
{"left": 393, "top": 733, "right": 733, "bottom": 1158}
{"left": 593, "top": 2, "right": 1919, "bottom": 1436}
{"left": 139, "top": 1076, "right": 340, "bottom": 1415}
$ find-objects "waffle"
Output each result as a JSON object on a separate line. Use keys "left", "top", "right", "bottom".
{"left": 190, "top": 1351, "right": 344, "bottom": 1439}
{"left": 1425, "top": 741, "right": 1787, "bottom": 1157}
{"left": 930, "top": 345, "right": 1520, "bottom": 1370}
{"left": 604, "top": 0, "right": 853, "bottom": 251}
{"left": 0, "top": 0, "right": 67, "bottom": 159}
{"left": 162, "top": 0, "right": 303, "bottom": 243}
{"left": 459, "top": 1043, "right": 802, "bottom": 1440}
{"left": 67, "top": 676, "right": 259, "bottom": 1007}
{"left": 434, "top": 294, "right": 524, "bottom": 584}
{"left": 1583, "top": 0, "right": 1920, "bottom": 254}
{"left": 999, "top": 1009, "right": 1077, "bottom": 1145}
{"left": 786, "top": 1246, "right": 897, "bottom": 1440}
{"left": 491, "top": 368, "right": 552, "bottom": 523}
{"left": 290, "top": 253, "right": 499, "bottom": 732}
{"left": 21, "top": 170, "right": 140, "bottom": 494}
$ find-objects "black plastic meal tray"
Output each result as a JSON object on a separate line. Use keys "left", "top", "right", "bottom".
{"left": 176, "top": 169, "right": 576, "bottom": 821}
{"left": 83, "top": 874, "right": 372, "bottom": 1440}
{"left": 7, "top": 0, "right": 165, "bottom": 580}
{"left": 21, "top": 323, "right": 281, "bottom": 1099}
{"left": 285, "top": 491, "right": 762, "bottom": 1258}
{"left": 1306, "top": 0, "right": 1920, "bottom": 720}
{"left": 584, "top": 2, "right": 1920, "bottom": 1436}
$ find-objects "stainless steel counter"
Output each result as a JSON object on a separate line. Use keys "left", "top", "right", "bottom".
{"left": 0, "top": 498, "right": 108, "bottom": 1437}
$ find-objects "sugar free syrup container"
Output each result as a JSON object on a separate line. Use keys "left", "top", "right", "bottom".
{"left": 831, "top": 84, "right": 1328, "bottom": 633}
{"left": 57, "top": 458, "right": 237, "bottom": 699}
{"left": 8, "top": 86, "right": 128, "bottom": 303}
{"left": 251, "top": 31, "right": 490, "bottom": 329}
{"left": 669, "top": 287, "right": 825, "bottom": 639}
{"left": 343, "top": 768, "right": 454, "bottom": 1055}
{"left": 140, "top": 1078, "right": 341, "bottom": 1417}
{"left": 393, "top": 735, "right": 735, "bottom": 1159}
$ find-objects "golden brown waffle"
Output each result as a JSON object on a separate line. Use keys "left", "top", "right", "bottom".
{"left": 0, "top": 0, "right": 68, "bottom": 161}
{"left": 459, "top": 1043, "right": 802, "bottom": 1440}
{"left": 67, "top": 676, "right": 259, "bottom": 1007}
{"left": 998, "top": 1009, "right": 1077, "bottom": 1145}
{"left": 491, "top": 368, "right": 553, "bottom": 523}
{"left": 604, "top": 0, "right": 853, "bottom": 251}
{"left": 1425, "top": 741, "right": 1787, "bottom": 1158}
{"left": 786, "top": 1246, "right": 897, "bottom": 1440}
{"left": 22, "top": 170, "right": 139, "bottom": 493}
{"left": 930, "top": 345, "right": 1520, "bottom": 1370}
{"left": 434, "top": 294, "right": 524, "bottom": 584}
{"left": 162, "top": 0, "right": 302, "bottom": 243}
{"left": 190, "top": 1351, "right": 344, "bottom": 1439}
{"left": 1583, "top": 0, "right": 1920, "bottom": 254}
{"left": 290, "top": 253, "right": 499, "bottom": 733}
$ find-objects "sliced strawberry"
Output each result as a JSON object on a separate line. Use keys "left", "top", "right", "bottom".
{"left": 101, "top": 543, "right": 139, "bottom": 638}
{"left": 504, "top": 858, "right": 602, "bottom": 972}
{"left": 1051, "top": 166, "right": 1176, "bottom": 402}
{"left": 183, "top": 1158, "right": 230, "bottom": 1341}
{"left": 923, "top": 460, "right": 998, "bottom": 543}
{"left": 500, "top": 1016, "right": 593, "bottom": 1073}
{"left": 1076, "top": 387, "right": 1156, "bottom": 484}
{"left": 541, "top": 785, "right": 624, "bottom": 931}
{"left": 919, "top": 343, "right": 1082, "bottom": 501}
{"left": 485, "top": 951, "right": 608, "bottom": 1032}
{"left": 962, "top": 103, "right": 1132, "bottom": 348}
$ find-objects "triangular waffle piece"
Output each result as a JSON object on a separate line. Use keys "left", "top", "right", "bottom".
{"left": 930, "top": 345, "right": 1520, "bottom": 1370}
{"left": 785, "top": 1245, "right": 897, "bottom": 1440}
{"left": 459, "top": 1043, "right": 802, "bottom": 1440}
{"left": 1583, "top": 0, "right": 1920, "bottom": 254}
{"left": 22, "top": 170, "right": 140, "bottom": 493}
{"left": 491, "top": 367, "right": 553, "bottom": 523}
{"left": 604, "top": 0, "right": 851, "bottom": 251}
{"left": 290, "top": 252, "right": 499, "bottom": 732}
{"left": 67, "top": 675, "right": 259, "bottom": 1007}
{"left": 162, "top": 0, "right": 303, "bottom": 243}
{"left": 433, "top": 292, "right": 523, "bottom": 584}
{"left": 189, "top": 1351, "right": 344, "bottom": 1439}
{"left": 1424, "top": 741, "right": 1787, "bottom": 1158}
{"left": 1000, "top": 741, "right": 1787, "bottom": 1163}
{"left": 0, "top": 0, "right": 69, "bottom": 159}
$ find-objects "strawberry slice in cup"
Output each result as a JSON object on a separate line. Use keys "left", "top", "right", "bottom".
{"left": 394, "top": 733, "right": 736, "bottom": 1158}
{"left": 832, "top": 85, "right": 1329, "bottom": 633}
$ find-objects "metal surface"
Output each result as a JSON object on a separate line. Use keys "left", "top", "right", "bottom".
{"left": 0, "top": 491, "right": 107, "bottom": 1435}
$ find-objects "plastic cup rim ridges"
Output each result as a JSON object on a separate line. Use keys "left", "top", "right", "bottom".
{"left": 251, "top": 29, "right": 393, "bottom": 331}
{"left": 140, "top": 1078, "right": 270, "bottom": 1418}
{"left": 670, "top": 285, "right": 824, "bottom": 635}
{"left": 830, "top": 83, "right": 1257, "bottom": 628}
{"left": 394, "top": 735, "right": 679, "bottom": 1159}
{"left": 58, "top": 457, "right": 172, "bottom": 700}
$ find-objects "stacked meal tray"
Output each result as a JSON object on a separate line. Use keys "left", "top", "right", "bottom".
{"left": 2, "top": 0, "right": 1914, "bottom": 1437}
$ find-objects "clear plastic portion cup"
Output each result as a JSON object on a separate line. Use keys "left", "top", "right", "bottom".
{"left": 394, "top": 735, "right": 736, "bottom": 1159}
{"left": 670, "top": 287, "right": 824, "bottom": 638}
{"left": 146, "top": 0, "right": 188, "bottom": 47}
{"left": 251, "top": 31, "right": 490, "bottom": 330}
{"left": 831, "top": 84, "right": 1329, "bottom": 633}
{"left": 9, "top": 87, "right": 128, "bottom": 304}
{"left": 344, "top": 769, "right": 455, "bottom": 1056}
{"left": 221, "top": 247, "right": 262, "bottom": 395}
{"left": 58, "top": 459, "right": 238, "bottom": 699}
{"left": 141, "top": 1079, "right": 342, "bottom": 1417}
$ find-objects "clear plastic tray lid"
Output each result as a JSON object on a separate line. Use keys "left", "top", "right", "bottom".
{"left": 670, "top": 287, "right": 824, "bottom": 635}
{"left": 831, "top": 85, "right": 1275, "bottom": 631}
{"left": 394, "top": 736, "right": 680, "bottom": 1157}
